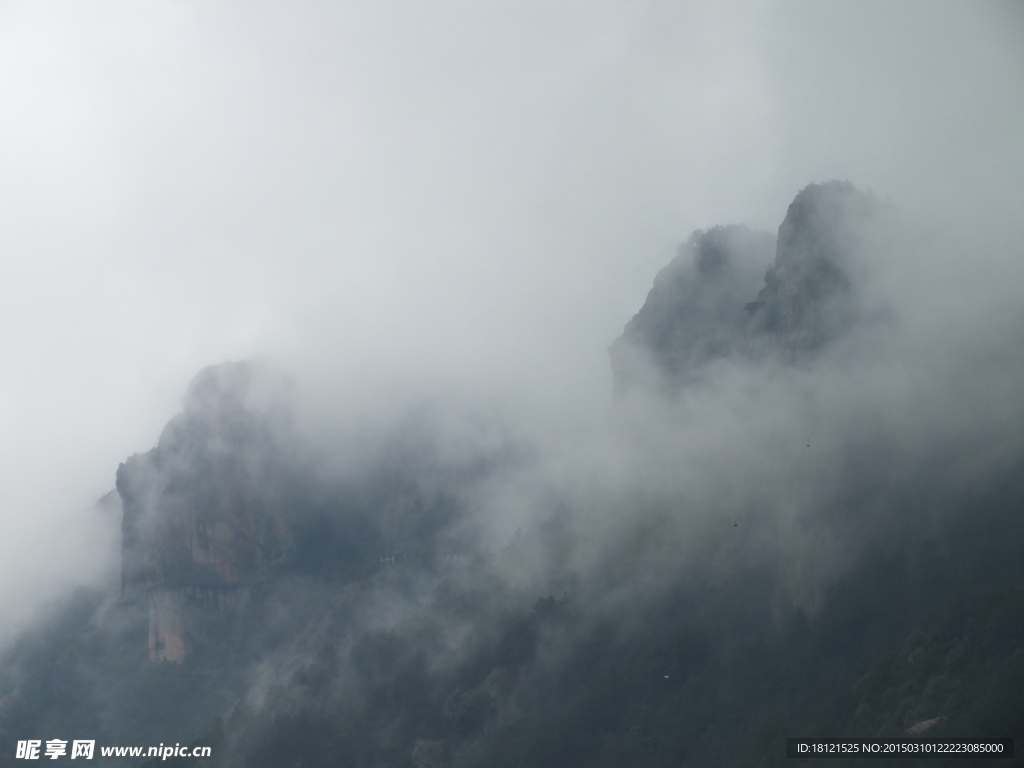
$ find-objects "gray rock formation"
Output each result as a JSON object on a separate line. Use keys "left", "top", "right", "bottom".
{"left": 116, "top": 362, "right": 294, "bottom": 661}
{"left": 745, "top": 180, "right": 880, "bottom": 350}
{"left": 610, "top": 224, "right": 774, "bottom": 393}
{"left": 611, "top": 181, "right": 883, "bottom": 394}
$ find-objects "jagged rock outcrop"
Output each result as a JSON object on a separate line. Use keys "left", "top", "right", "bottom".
{"left": 114, "top": 360, "right": 480, "bottom": 663}
{"left": 611, "top": 181, "right": 883, "bottom": 393}
{"left": 745, "top": 180, "right": 880, "bottom": 349}
{"left": 116, "top": 362, "right": 295, "bottom": 661}
{"left": 610, "top": 224, "right": 774, "bottom": 393}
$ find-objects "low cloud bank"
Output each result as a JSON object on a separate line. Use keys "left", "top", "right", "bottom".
{"left": 3, "top": 181, "right": 1023, "bottom": 766}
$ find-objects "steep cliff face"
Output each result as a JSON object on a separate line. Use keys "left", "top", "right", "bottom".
{"left": 745, "top": 180, "right": 880, "bottom": 349}
{"left": 609, "top": 224, "right": 774, "bottom": 393}
{"left": 611, "top": 181, "right": 884, "bottom": 393}
{"left": 116, "top": 362, "right": 294, "bottom": 661}
{"left": 113, "top": 361, "right": 476, "bottom": 663}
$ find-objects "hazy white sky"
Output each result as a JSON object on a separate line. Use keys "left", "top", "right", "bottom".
{"left": 0, "top": 0, "right": 1021, "bottom": 642}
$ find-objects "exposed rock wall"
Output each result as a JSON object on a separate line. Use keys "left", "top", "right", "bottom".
{"left": 611, "top": 181, "right": 885, "bottom": 393}
{"left": 147, "top": 585, "right": 256, "bottom": 662}
{"left": 116, "top": 362, "right": 293, "bottom": 661}
{"left": 745, "top": 180, "right": 880, "bottom": 349}
{"left": 610, "top": 224, "right": 774, "bottom": 392}
{"left": 148, "top": 588, "right": 185, "bottom": 662}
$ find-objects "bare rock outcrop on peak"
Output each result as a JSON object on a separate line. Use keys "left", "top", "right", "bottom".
{"left": 116, "top": 362, "right": 294, "bottom": 661}
{"left": 610, "top": 225, "right": 774, "bottom": 393}
{"left": 611, "top": 181, "right": 885, "bottom": 394}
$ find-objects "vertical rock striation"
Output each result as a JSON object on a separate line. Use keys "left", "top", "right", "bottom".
{"left": 116, "top": 362, "right": 294, "bottom": 661}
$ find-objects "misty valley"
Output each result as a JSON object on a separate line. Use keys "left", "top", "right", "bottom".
{"left": 1, "top": 183, "right": 1022, "bottom": 767}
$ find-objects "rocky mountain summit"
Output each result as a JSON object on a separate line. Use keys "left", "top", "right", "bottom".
{"left": 117, "top": 363, "right": 295, "bottom": 661}
{"left": 611, "top": 181, "right": 884, "bottom": 393}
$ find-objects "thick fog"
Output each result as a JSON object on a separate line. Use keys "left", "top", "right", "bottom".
{"left": 1, "top": 0, "right": 1023, "bottom": 649}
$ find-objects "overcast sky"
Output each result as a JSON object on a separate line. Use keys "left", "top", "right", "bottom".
{"left": 0, "top": 0, "right": 1021, "bottom": 644}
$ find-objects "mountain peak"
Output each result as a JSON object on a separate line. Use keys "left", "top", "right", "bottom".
{"left": 611, "top": 182, "right": 884, "bottom": 394}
